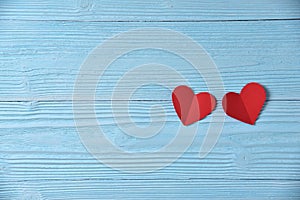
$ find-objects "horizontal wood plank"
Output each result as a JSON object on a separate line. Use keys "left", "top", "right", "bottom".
{"left": 0, "top": 100, "right": 299, "bottom": 127}
{"left": 0, "top": 20, "right": 299, "bottom": 100}
{"left": 0, "top": 179, "right": 299, "bottom": 199}
{"left": 1, "top": 0, "right": 300, "bottom": 21}
{"left": 0, "top": 101, "right": 299, "bottom": 182}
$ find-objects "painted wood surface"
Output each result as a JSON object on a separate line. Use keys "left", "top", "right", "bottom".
{"left": 1, "top": 0, "right": 300, "bottom": 199}
{"left": 1, "top": 20, "right": 299, "bottom": 100}
{"left": 1, "top": 0, "right": 300, "bottom": 21}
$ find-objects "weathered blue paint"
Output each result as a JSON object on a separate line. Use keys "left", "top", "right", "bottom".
{"left": 0, "top": 1, "right": 299, "bottom": 199}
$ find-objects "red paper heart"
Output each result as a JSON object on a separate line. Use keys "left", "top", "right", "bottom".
{"left": 172, "top": 85, "right": 216, "bottom": 126}
{"left": 222, "top": 82, "right": 266, "bottom": 125}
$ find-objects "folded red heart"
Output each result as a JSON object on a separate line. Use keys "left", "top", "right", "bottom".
{"left": 172, "top": 85, "right": 216, "bottom": 126}
{"left": 222, "top": 82, "right": 266, "bottom": 125}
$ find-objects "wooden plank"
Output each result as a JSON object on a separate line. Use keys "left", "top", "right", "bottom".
{"left": 0, "top": 20, "right": 299, "bottom": 100}
{"left": 0, "top": 101, "right": 299, "bottom": 181}
{"left": 0, "top": 100, "right": 299, "bottom": 128}
{"left": 0, "top": 178, "right": 299, "bottom": 199}
{"left": 1, "top": 0, "right": 300, "bottom": 21}
{"left": 1, "top": 138, "right": 300, "bottom": 180}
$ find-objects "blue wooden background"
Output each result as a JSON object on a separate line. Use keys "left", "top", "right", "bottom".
{"left": 1, "top": 0, "right": 300, "bottom": 199}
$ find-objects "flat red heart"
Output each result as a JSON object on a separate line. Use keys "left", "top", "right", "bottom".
{"left": 222, "top": 82, "right": 266, "bottom": 125}
{"left": 172, "top": 85, "right": 216, "bottom": 126}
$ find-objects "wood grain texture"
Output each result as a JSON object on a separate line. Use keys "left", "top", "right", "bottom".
{"left": 0, "top": 179, "right": 299, "bottom": 200}
{"left": 0, "top": 100, "right": 299, "bottom": 199}
{"left": 1, "top": 0, "right": 300, "bottom": 21}
{"left": 1, "top": 0, "right": 300, "bottom": 199}
{"left": 0, "top": 20, "right": 299, "bottom": 101}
